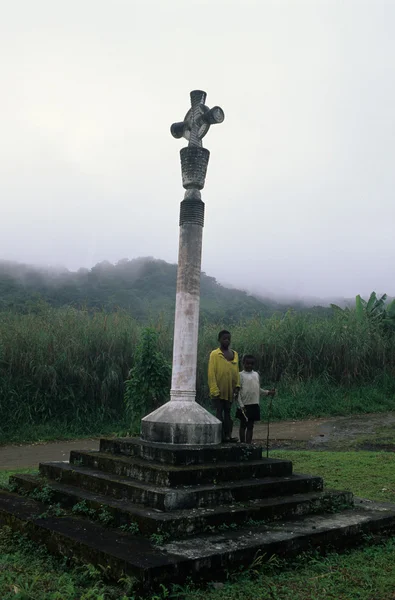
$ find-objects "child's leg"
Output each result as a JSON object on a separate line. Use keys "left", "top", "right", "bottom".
{"left": 246, "top": 420, "right": 254, "bottom": 444}
{"left": 239, "top": 420, "right": 247, "bottom": 443}
{"left": 214, "top": 399, "right": 225, "bottom": 440}
{"left": 223, "top": 401, "right": 232, "bottom": 439}
{"left": 215, "top": 399, "right": 223, "bottom": 421}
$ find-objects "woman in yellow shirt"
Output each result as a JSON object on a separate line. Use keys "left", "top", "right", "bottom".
{"left": 208, "top": 330, "right": 240, "bottom": 442}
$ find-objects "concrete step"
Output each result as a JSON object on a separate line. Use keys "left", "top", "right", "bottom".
{"left": 0, "top": 489, "right": 394, "bottom": 592}
{"left": 11, "top": 473, "right": 352, "bottom": 538}
{"left": 100, "top": 437, "right": 265, "bottom": 465}
{"left": 69, "top": 450, "right": 293, "bottom": 486}
{"left": 38, "top": 461, "right": 323, "bottom": 511}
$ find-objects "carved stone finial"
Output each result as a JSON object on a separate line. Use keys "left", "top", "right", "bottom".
{"left": 170, "top": 90, "right": 225, "bottom": 148}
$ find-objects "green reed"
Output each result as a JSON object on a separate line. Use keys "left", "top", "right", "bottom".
{"left": 0, "top": 307, "right": 394, "bottom": 438}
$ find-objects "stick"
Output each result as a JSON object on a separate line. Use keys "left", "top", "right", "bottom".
{"left": 266, "top": 395, "right": 273, "bottom": 458}
{"left": 241, "top": 407, "right": 248, "bottom": 422}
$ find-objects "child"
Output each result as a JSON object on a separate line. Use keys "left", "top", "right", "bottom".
{"left": 236, "top": 354, "right": 275, "bottom": 444}
{"left": 208, "top": 330, "right": 240, "bottom": 442}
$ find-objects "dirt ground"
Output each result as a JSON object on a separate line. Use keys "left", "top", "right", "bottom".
{"left": 253, "top": 411, "right": 395, "bottom": 450}
{"left": 1, "top": 412, "right": 394, "bottom": 470}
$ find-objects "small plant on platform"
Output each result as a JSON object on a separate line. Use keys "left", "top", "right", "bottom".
{"left": 119, "top": 521, "right": 140, "bottom": 535}
{"left": 30, "top": 485, "right": 54, "bottom": 504}
{"left": 218, "top": 522, "right": 238, "bottom": 532}
{"left": 150, "top": 531, "right": 170, "bottom": 546}
{"left": 246, "top": 517, "right": 266, "bottom": 527}
{"left": 124, "top": 327, "right": 171, "bottom": 432}
{"left": 97, "top": 506, "right": 114, "bottom": 526}
{"left": 72, "top": 500, "right": 96, "bottom": 518}
{"left": 240, "top": 447, "right": 253, "bottom": 461}
{"left": 38, "top": 502, "right": 65, "bottom": 519}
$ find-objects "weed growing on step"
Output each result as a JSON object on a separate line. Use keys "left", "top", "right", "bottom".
{"left": 240, "top": 447, "right": 254, "bottom": 461}
{"left": 218, "top": 522, "right": 238, "bottom": 532}
{"left": 72, "top": 500, "right": 96, "bottom": 518}
{"left": 30, "top": 485, "right": 54, "bottom": 503}
{"left": 246, "top": 517, "right": 266, "bottom": 527}
{"left": 38, "top": 503, "right": 65, "bottom": 519}
{"left": 119, "top": 521, "right": 140, "bottom": 535}
{"left": 97, "top": 506, "right": 114, "bottom": 526}
{"left": 150, "top": 531, "right": 170, "bottom": 546}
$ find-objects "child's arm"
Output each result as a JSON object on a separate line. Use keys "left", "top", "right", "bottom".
{"left": 260, "top": 388, "right": 276, "bottom": 397}
{"left": 258, "top": 373, "right": 276, "bottom": 397}
{"left": 236, "top": 374, "right": 244, "bottom": 407}
{"left": 233, "top": 354, "right": 241, "bottom": 402}
{"left": 208, "top": 353, "right": 220, "bottom": 398}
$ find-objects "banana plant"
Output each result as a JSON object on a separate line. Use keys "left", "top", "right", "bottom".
{"left": 331, "top": 292, "right": 390, "bottom": 323}
{"left": 355, "top": 292, "right": 387, "bottom": 321}
{"left": 383, "top": 298, "right": 395, "bottom": 331}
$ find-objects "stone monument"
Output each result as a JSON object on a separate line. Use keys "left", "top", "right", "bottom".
{"left": 1, "top": 90, "right": 395, "bottom": 594}
{"left": 141, "top": 90, "right": 225, "bottom": 445}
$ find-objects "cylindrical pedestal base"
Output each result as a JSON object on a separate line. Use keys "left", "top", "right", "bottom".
{"left": 141, "top": 400, "right": 221, "bottom": 445}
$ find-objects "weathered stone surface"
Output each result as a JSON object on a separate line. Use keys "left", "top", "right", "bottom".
{"left": 1, "top": 488, "right": 395, "bottom": 592}
{"left": 69, "top": 450, "right": 293, "bottom": 486}
{"left": 100, "top": 437, "right": 265, "bottom": 465}
{"left": 141, "top": 400, "right": 222, "bottom": 445}
{"left": 39, "top": 461, "right": 323, "bottom": 511}
{"left": 11, "top": 473, "right": 351, "bottom": 538}
{"left": 2, "top": 437, "right": 394, "bottom": 591}
{"left": 144, "top": 91, "right": 224, "bottom": 447}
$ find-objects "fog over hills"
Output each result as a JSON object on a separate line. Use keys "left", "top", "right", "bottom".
{"left": 0, "top": 257, "right": 337, "bottom": 321}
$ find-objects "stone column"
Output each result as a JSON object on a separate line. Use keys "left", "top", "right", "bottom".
{"left": 141, "top": 91, "right": 224, "bottom": 445}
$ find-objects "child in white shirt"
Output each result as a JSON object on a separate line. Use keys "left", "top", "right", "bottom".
{"left": 236, "top": 354, "right": 276, "bottom": 444}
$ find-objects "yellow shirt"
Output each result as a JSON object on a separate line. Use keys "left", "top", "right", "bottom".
{"left": 208, "top": 348, "right": 240, "bottom": 401}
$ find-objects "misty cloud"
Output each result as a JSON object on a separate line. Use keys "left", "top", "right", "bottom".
{"left": 1, "top": 0, "right": 394, "bottom": 299}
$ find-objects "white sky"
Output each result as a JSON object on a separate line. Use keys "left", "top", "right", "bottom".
{"left": 1, "top": 0, "right": 394, "bottom": 299}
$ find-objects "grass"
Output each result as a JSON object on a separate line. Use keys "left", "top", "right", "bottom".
{"left": 347, "top": 425, "right": 395, "bottom": 451}
{"left": 1, "top": 450, "right": 395, "bottom": 598}
{"left": 258, "top": 378, "right": 395, "bottom": 421}
{"left": 0, "top": 419, "right": 130, "bottom": 446}
{"left": 1, "top": 527, "right": 395, "bottom": 599}
{"left": 2, "top": 307, "right": 395, "bottom": 443}
{"left": 271, "top": 450, "right": 395, "bottom": 503}
{"left": 0, "top": 469, "right": 37, "bottom": 490}
{"left": 2, "top": 379, "right": 395, "bottom": 446}
{"left": 183, "top": 540, "right": 395, "bottom": 600}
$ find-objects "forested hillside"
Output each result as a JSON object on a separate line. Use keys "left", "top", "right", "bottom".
{"left": 0, "top": 257, "right": 319, "bottom": 321}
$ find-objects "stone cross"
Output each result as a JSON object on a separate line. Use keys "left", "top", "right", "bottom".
{"left": 141, "top": 91, "right": 224, "bottom": 445}
{"left": 171, "top": 90, "right": 225, "bottom": 148}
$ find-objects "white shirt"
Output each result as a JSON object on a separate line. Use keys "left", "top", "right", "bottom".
{"left": 237, "top": 370, "right": 269, "bottom": 407}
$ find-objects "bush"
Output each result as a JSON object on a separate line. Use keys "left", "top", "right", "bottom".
{"left": 124, "top": 327, "right": 171, "bottom": 431}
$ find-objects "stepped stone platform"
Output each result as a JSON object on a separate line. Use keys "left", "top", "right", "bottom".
{"left": 1, "top": 437, "right": 395, "bottom": 592}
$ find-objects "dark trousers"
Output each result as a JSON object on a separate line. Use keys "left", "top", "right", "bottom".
{"left": 214, "top": 398, "right": 233, "bottom": 441}
{"left": 239, "top": 419, "right": 254, "bottom": 444}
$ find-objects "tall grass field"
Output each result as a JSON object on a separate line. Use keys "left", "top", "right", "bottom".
{"left": 0, "top": 306, "right": 394, "bottom": 442}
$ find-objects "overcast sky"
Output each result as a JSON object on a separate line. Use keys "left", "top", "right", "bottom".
{"left": 1, "top": 0, "right": 394, "bottom": 299}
